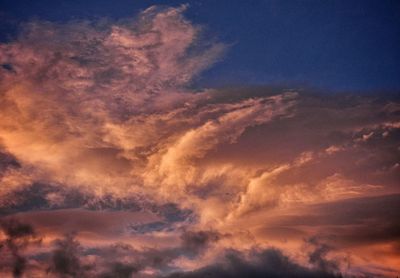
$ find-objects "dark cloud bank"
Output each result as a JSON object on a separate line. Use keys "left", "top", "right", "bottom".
{"left": 165, "top": 248, "right": 341, "bottom": 278}
{"left": 0, "top": 220, "right": 342, "bottom": 278}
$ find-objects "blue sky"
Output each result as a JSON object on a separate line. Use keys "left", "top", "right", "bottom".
{"left": 1, "top": 0, "right": 399, "bottom": 91}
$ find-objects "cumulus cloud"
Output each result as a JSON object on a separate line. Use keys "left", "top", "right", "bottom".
{"left": 0, "top": 4, "right": 399, "bottom": 278}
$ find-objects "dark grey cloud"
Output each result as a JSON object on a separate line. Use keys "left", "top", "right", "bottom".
{"left": 165, "top": 248, "right": 342, "bottom": 278}
{"left": 307, "top": 237, "right": 339, "bottom": 273}
{"left": 0, "top": 183, "right": 87, "bottom": 216}
{"left": 48, "top": 233, "right": 91, "bottom": 277}
{"left": 0, "top": 151, "right": 20, "bottom": 173}
{"left": 99, "top": 262, "right": 138, "bottom": 278}
{"left": 0, "top": 219, "right": 38, "bottom": 277}
{"left": 180, "top": 230, "right": 220, "bottom": 256}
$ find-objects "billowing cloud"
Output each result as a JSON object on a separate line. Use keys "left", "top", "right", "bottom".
{"left": 0, "top": 4, "right": 399, "bottom": 278}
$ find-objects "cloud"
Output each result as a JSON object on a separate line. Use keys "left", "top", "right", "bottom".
{"left": 27, "top": 229, "right": 222, "bottom": 277}
{"left": 99, "top": 262, "right": 138, "bottom": 278}
{"left": 0, "top": 219, "right": 39, "bottom": 277}
{"left": 48, "top": 233, "right": 87, "bottom": 277}
{"left": 165, "top": 248, "right": 341, "bottom": 278}
{"left": 0, "top": 4, "right": 399, "bottom": 277}
{"left": 306, "top": 237, "right": 338, "bottom": 273}
{"left": 0, "top": 3, "right": 295, "bottom": 211}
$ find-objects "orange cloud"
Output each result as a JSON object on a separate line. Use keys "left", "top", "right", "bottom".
{"left": 0, "top": 5, "right": 399, "bottom": 278}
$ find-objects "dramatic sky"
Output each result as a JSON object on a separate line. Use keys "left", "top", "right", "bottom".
{"left": 0, "top": 1, "right": 399, "bottom": 277}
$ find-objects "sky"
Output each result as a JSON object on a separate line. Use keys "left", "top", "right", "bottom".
{"left": 1, "top": 0, "right": 400, "bottom": 91}
{"left": 0, "top": 1, "right": 399, "bottom": 278}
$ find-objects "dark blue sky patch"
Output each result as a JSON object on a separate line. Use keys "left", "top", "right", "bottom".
{"left": 129, "top": 221, "right": 169, "bottom": 234}
{"left": 156, "top": 203, "right": 194, "bottom": 223}
{"left": 1, "top": 63, "right": 15, "bottom": 73}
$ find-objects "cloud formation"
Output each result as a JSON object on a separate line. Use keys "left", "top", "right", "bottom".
{"left": 0, "top": 219, "right": 39, "bottom": 277}
{"left": 0, "top": 4, "right": 399, "bottom": 278}
{"left": 165, "top": 248, "right": 341, "bottom": 278}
